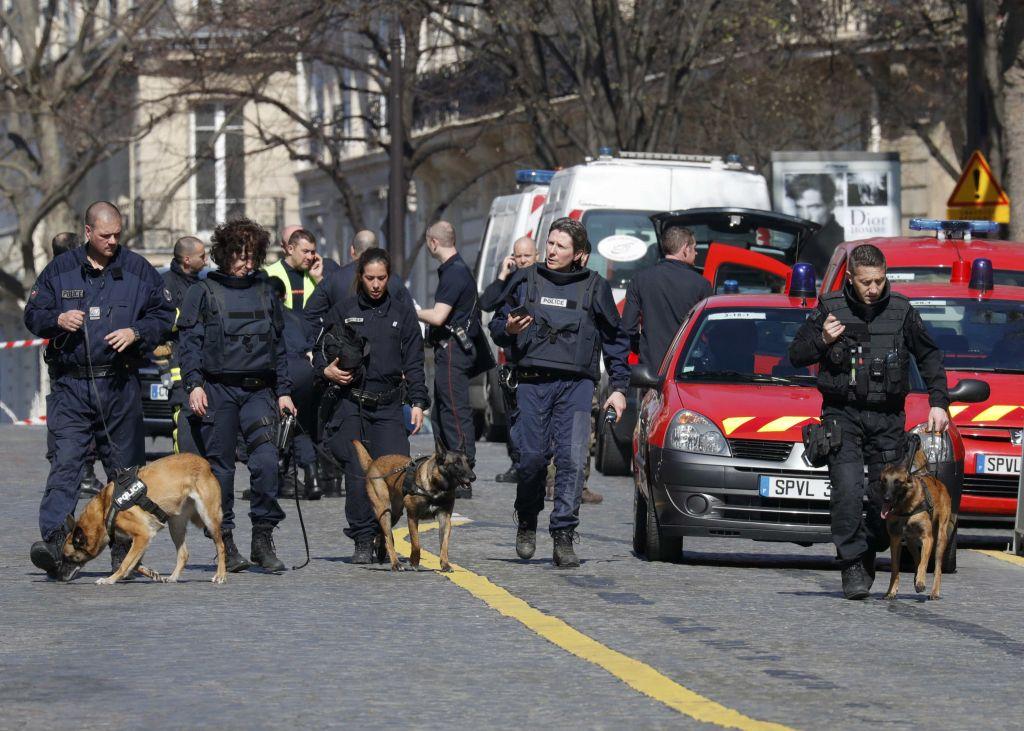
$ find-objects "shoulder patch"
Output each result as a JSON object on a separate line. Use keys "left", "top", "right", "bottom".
{"left": 30, "top": 288, "right": 38, "bottom": 299}
{"left": 164, "top": 288, "right": 173, "bottom": 302}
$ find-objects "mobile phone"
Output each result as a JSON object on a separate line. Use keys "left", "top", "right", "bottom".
{"left": 509, "top": 305, "right": 529, "bottom": 319}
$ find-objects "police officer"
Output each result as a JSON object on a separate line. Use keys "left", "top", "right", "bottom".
{"left": 621, "top": 225, "right": 711, "bottom": 368}
{"left": 265, "top": 228, "right": 325, "bottom": 310}
{"left": 178, "top": 218, "right": 296, "bottom": 573}
{"left": 489, "top": 217, "right": 630, "bottom": 568}
{"left": 163, "top": 236, "right": 207, "bottom": 455}
{"left": 417, "top": 220, "right": 484, "bottom": 499}
{"left": 788, "top": 244, "right": 950, "bottom": 599}
{"left": 315, "top": 247, "right": 428, "bottom": 563}
{"left": 26, "top": 202, "right": 174, "bottom": 580}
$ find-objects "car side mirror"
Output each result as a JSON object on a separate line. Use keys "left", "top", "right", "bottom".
{"left": 630, "top": 364, "right": 664, "bottom": 390}
{"left": 948, "top": 378, "right": 990, "bottom": 404}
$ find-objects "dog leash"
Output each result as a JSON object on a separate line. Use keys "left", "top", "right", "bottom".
{"left": 278, "top": 408, "right": 311, "bottom": 570}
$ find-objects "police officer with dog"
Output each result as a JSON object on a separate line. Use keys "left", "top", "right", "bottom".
{"left": 26, "top": 202, "right": 174, "bottom": 580}
{"left": 788, "top": 244, "right": 950, "bottom": 600}
{"left": 178, "top": 218, "right": 296, "bottom": 573}
{"left": 489, "top": 217, "right": 630, "bottom": 568}
{"left": 315, "top": 247, "right": 428, "bottom": 564}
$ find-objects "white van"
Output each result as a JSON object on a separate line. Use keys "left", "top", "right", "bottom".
{"left": 471, "top": 169, "right": 552, "bottom": 440}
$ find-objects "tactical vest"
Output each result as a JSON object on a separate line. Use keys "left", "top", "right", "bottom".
{"left": 515, "top": 267, "right": 600, "bottom": 378}
{"left": 817, "top": 291, "right": 911, "bottom": 404}
{"left": 199, "top": 279, "right": 277, "bottom": 375}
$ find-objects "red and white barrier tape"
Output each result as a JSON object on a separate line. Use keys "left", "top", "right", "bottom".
{"left": 0, "top": 338, "right": 48, "bottom": 349}
{"left": 14, "top": 416, "right": 47, "bottom": 426}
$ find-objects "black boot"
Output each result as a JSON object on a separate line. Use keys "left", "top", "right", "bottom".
{"left": 79, "top": 469, "right": 102, "bottom": 498}
{"left": 278, "top": 463, "right": 297, "bottom": 499}
{"left": 320, "top": 461, "right": 343, "bottom": 497}
{"left": 30, "top": 523, "right": 70, "bottom": 580}
{"left": 222, "top": 531, "right": 251, "bottom": 573}
{"left": 861, "top": 550, "right": 877, "bottom": 588}
{"left": 516, "top": 519, "right": 537, "bottom": 560}
{"left": 495, "top": 467, "right": 518, "bottom": 483}
{"left": 551, "top": 528, "right": 580, "bottom": 568}
{"left": 351, "top": 536, "right": 375, "bottom": 564}
{"left": 302, "top": 465, "right": 323, "bottom": 501}
{"left": 841, "top": 562, "right": 871, "bottom": 600}
{"left": 250, "top": 524, "right": 286, "bottom": 572}
{"left": 110, "top": 539, "right": 136, "bottom": 580}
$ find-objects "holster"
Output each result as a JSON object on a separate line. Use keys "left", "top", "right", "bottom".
{"left": 801, "top": 420, "right": 842, "bottom": 468}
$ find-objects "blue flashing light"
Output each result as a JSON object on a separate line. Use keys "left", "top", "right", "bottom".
{"left": 515, "top": 169, "right": 555, "bottom": 186}
{"left": 789, "top": 263, "right": 817, "bottom": 298}
{"left": 597, "top": 146, "right": 614, "bottom": 157}
{"left": 969, "top": 258, "right": 994, "bottom": 291}
{"left": 909, "top": 218, "right": 1000, "bottom": 235}
{"left": 722, "top": 279, "right": 740, "bottom": 294}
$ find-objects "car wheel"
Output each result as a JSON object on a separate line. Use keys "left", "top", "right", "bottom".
{"left": 643, "top": 489, "right": 682, "bottom": 563}
{"left": 632, "top": 487, "right": 647, "bottom": 556}
{"left": 482, "top": 371, "right": 506, "bottom": 442}
{"left": 595, "top": 424, "right": 631, "bottom": 476}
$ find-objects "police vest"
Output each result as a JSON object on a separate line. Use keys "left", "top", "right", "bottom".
{"left": 199, "top": 279, "right": 277, "bottom": 375}
{"left": 817, "top": 290, "right": 911, "bottom": 404}
{"left": 515, "top": 267, "right": 600, "bottom": 378}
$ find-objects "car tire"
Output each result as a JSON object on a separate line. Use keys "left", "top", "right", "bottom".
{"left": 595, "top": 424, "right": 631, "bottom": 476}
{"left": 632, "top": 487, "right": 647, "bottom": 556}
{"left": 641, "top": 488, "right": 682, "bottom": 563}
{"left": 940, "top": 526, "right": 957, "bottom": 574}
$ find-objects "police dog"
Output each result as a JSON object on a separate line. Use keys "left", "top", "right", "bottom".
{"left": 62, "top": 453, "right": 228, "bottom": 585}
{"left": 352, "top": 441, "right": 475, "bottom": 572}
{"left": 879, "top": 437, "right": 954, "bottom": 600}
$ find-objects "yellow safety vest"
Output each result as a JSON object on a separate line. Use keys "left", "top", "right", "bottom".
{"left": 264, "top": 259, "right": 316, "bottom": 309}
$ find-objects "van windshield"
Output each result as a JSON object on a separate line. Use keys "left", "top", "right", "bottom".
{"left": 581, "top": 209, "right": 659, "bottom": 290}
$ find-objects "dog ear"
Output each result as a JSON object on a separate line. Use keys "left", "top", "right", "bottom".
{"left": 434, "top": 438, "right": 448, "bottom": 462}
{"left": 904, "top": 433, "right": 922, "bottom": 471}
{"left": 72, "top": 526, "right": 87, "bottom": 549}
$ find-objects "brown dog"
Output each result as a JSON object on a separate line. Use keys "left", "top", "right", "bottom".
{"left": 879, "top": 439, "right": 954, "bottom": 600}
{"left": 352, "top": 441, "right": 474, "bottom": 572}
{"left": 62, "top": 453, "right": 228, "bottom": 585}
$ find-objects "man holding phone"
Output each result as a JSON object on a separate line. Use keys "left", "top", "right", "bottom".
{"left": 265, "top": 228, "right": 324, "bottom": 310}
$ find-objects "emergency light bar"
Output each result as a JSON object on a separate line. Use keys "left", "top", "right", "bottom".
{"left": 722, "top": 279, "right": 740, "bottom": 294}
{"left": 515, "top": 169, "right": 555, "bottom": 186}
{"left": 788, "top": 262, "right": 816, "bottom": 299}
{"left": 909, "top": 218, "right": 1000, "bottom": 239}
{"left": 969, "top": 258, "right": 994, "bottom": 292}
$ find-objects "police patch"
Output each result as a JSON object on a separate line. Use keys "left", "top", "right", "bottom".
{"left": 29, "top": 288, "right": 38, "bottom": 299}
{"left": 61, "top": 289, "right": 84, "bottom": 299}
{"left": 540, "top": 296, "right": 567, "bottom": 307}
{"left": 344, "top": 317, "right": 364, "bottom": 324}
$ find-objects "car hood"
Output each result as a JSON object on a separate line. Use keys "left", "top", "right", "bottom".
{"left": 947, "top": 371, "right": 1024, "bottom": 428}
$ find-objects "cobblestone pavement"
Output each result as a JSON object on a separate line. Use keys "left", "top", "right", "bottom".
{"left": 2, "top": 425, "right": 1023, "bottom": 730}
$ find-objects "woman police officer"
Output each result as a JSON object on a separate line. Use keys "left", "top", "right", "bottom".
{"left": 177, "top": 218, "right": 296, "bottom": 573}
{"left": 315, "top": 247, "right": 429, "bottom": 564}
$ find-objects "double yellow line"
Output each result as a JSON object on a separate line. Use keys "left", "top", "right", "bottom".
{"left": 392, "top": 522, "right": 792, "bottom": 731}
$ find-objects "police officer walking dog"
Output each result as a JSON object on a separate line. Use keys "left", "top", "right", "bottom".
{"left": 26, "top": 201, "right": 174, "bottom": 580}
{"left": 490, "top": 217, "right": 630, "bottom": 568}
{"left": 788, "top": 244, "right": 950, "bottom": 599}
{"left": 178, "top": 218, "right": 296, "bottom": 573}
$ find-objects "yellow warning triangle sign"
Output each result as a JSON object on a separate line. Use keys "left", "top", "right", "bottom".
{"left": 948, "top": 150, "right": 1010, "bottom": 207}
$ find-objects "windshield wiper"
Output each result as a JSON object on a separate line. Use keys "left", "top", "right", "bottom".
{"left": 681, "top": 370, "right": 794, "bottom": 384}
{"left": 953, "top": 367, "right": 1024, "bottom": 374}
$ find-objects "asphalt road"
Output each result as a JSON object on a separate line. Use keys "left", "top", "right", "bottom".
{"left": 2, "top": 425, "right": 1023, "bottom": 730}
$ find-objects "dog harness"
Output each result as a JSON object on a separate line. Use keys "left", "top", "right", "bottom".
{"left": 890, "top": 482, "right": 935, "bottom": 519}
{"left": 104, "top": 467, "right": 169, "bottom": 543}
{"left": 401, "top": 456, "right": 434, "bottom": 500}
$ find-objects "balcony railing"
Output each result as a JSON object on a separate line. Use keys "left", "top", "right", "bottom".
{"left": 127, "top": 196, "right": 285, "bottom": 251}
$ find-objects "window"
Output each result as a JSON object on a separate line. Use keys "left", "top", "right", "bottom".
{"left": 192, "top": 103, "right": 245, "bottom": 234}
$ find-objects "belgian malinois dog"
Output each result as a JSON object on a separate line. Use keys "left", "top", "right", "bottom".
{"left": 352, "top": 441, "right": 474, "bottom": 572}
{"left": 879, "top": 437, "right": 954, "bottom": 600}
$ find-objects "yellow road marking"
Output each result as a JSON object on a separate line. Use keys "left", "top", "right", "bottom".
{"left": 972, "top": 404, "right": 1022, "bottom": 423}
{"left": 722, "top": 417, "right": 755, "bottom": 435}
{"left": 392, "top": 522, "right": 793, "bottom": 731}
{"left": 757, "top": 416, "right": 814, "bottom": 433}
{"left": 948, "top": 404, "right": 970, "bottom": 419}
{"left": 972, "top": 549, "right": 1024, "bottom": 567}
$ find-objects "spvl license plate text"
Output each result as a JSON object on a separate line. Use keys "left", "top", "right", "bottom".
{"left": 975, "top": 454, "right": 1021, "bottom": 475}
{"left": 759, "top": 475, "right": 831, "bottom": 501}
{"left": 150, "top": 384, "right": 169, "bottom": 401}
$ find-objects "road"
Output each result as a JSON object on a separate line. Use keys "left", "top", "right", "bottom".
{"left": 2, "top": 425, "right": 1023, "bottom": 730}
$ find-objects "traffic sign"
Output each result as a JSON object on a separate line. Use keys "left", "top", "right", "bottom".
{"left": 947, "top": 150, "right": 1010, "bottom": 223}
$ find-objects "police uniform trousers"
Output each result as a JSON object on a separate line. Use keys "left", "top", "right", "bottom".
{"left": 287, "top": 355, "right": 317, "bottom": 469}
{"left": 198, "top": 381, "right": 285, "bottom": 532}
{"left": 45, "top": 392, "right": 107, "bottom": 478}
{"left": 824, "top": 403, "right": 906, "bottom": 564}
{"left": 433, "top": 341, "right": 476, "bottom": 467}
{"left": 39, "top": 373, "right": 144, "bottom": 540}
{"left": 326, "top": 398, "right": 409, "bottom": 541}
{"left": 513, "top": 375, "right": 594, "bottom": 532}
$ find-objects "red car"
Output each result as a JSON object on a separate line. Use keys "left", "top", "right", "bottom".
{"left": 630, "top": 272, "right": 989, "bottom": 565}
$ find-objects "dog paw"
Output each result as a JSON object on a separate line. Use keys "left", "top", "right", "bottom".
{"left": 211, "top": 575, "right": 226, "bottom": 585}
{"left": 883, "top": 592, "right": 897, "bottom": 600}
{"left": 439, "top": 563, "right": 453, "bottom": 573}
{"left": 915, "top": 581, "right": 926, "bottom": 593}
{"left": 390, "top": 563, "right": 405, "bottom": 572}
{"left": 95, "top": 576, "right": 117, "bottom": 586}
{"left": 929, "top": 591, "right": 941, "bottom": 600}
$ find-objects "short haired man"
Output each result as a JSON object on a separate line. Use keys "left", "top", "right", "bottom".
{"left": 417, "top": 220, "right": 485, "bottom": 499}
{"left": 788, "top": 244, "right": 950, "bottom": 599}
{"left": 51, "top": 232, "right": 80, "bottom": 257}
{"left": 489, "top": 217, "right": 630, "bottom": 567}
{"left": 265, "top": 228, "right": 322, "bottom": 310}
{"left": 786, "top": 174, "right": 846, "bottom": 278}
{"left": 164, "top": 236, "right": 207, "bottom": 455}
{"left": 25, "top": 201, "right": 174, "bottom": 580}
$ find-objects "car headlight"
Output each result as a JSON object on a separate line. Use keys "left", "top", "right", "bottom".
{"left": 910, "top": 424, "right": 952, "bottom": 463}
{"left": 667, "top": 410, "right": 730, "bottom": 456}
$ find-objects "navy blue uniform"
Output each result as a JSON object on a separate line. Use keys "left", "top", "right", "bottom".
{"left": 490, "top": 264, "right": 629, "bottom": 532}
{"left": 164, "top": 261, "right": 201, "bottom": 453}
{"left": 177, "top": 271, "right": 292, "bottom": 533}
{"left": 303, "top": 260, "right": 411, "bottom": 334}
{"left": 282, "top": 306, "right": 317, "bottom": 469}
{"left": 315, "top": 290, "right": 428, "bottom": 541}
{"left": 429, "top": 253, "right": 481, "bottom": 465}
{"left": 25, "top": 245, "right": 174, "bottom": 540}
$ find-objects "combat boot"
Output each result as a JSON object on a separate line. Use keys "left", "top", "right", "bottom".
{"left": 321, "top": 461, "right": 343, "bottom": 498}
{"left": 841, "top": 562, "right": 871, "bottom": 600}
{"left": 250, "top": 524, "right": 286, "bottom": 572}
{"left": 495, "top": 467, "right": 517, "bottom": 483}
{"left": 222, "top": 531, "right": 251, "bottom": 573}
{"left": 861, "top": 550, "right": 877, "bottom": 588}
{"left": 278, "top": 463, "right": 297, "bottom": 499}
{"left": 110, "top": 539, "right": 136, "bottom": 580}
{"left": 515, "top": 518, "right": 537, "bottom": 560}
{"left": 581, "top": 487, "right": 604, "bottom": 504}
{"left": 551, "top": 528, "right": 580, "bottom": 568}
{"left": 302, "top": 465, "right": 323, "bottom": 501}
{"left": 351, "top": 536, "right": 375, "bottom": 564}
{"left": 30, "top": 523, "right": 70, "bottom": 580}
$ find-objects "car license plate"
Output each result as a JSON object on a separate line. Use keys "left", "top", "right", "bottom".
{"left": 758, "top": 475, "right": 831, "bottom": 501}
{"left": 149, "top": 383, "right": 169, "bottom": 401}
{"left": 975, "top": 454, "right": 1021, "bottom": 475}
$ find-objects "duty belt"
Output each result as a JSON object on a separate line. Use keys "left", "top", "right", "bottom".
{"left": 58, "top": 364, "right": 128, "bottom": 378}
{"left": 514, "top": 368, "right": 561, "bottom": 383}
{"left": 207, "top": 373, "right": 271, "bottom": 390}
{"left": 347, "top": 385, "right": 401, "bottom": 407}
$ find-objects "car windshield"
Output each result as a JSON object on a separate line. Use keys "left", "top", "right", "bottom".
{"left": 889, "top": 267, "right": 1024, "bottom": 287}
{"left": 910, "top": 297, "right": 1024, "bottom": 372}
{"left": 676, "top": 307, "right": 928, "bottom": 389}
{"left": 581, "top": 209, "right": 660, "bottom": 290}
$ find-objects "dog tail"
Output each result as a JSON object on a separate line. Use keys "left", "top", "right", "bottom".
{"left": 351, "top": 440, "right": 373, "bottom": 473}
